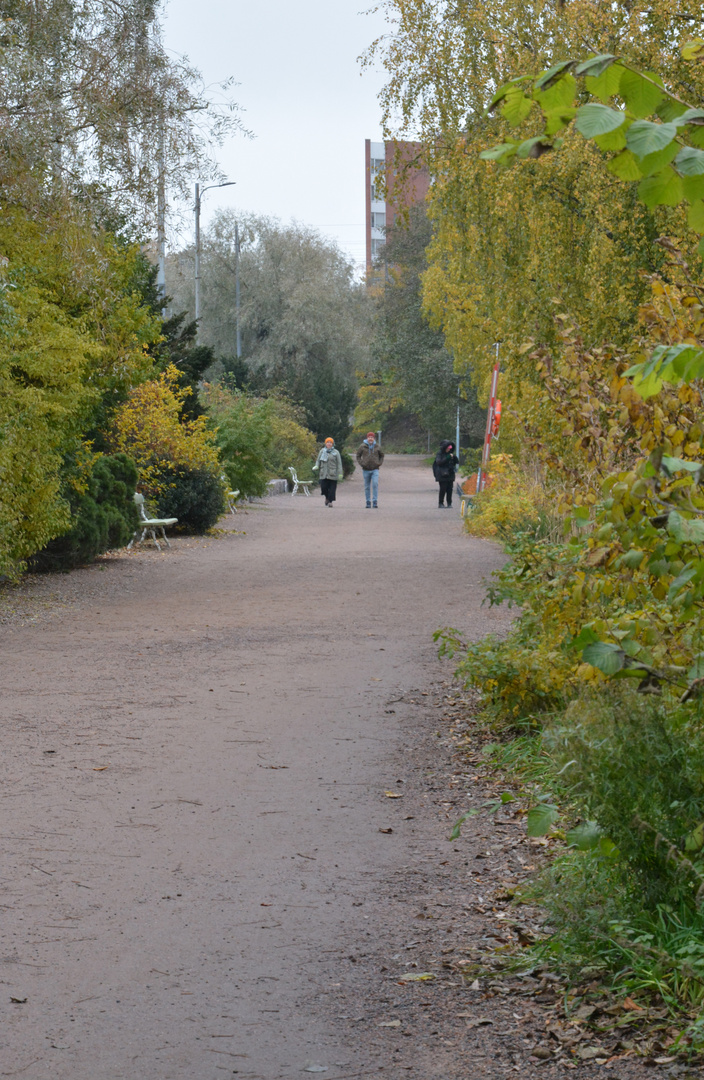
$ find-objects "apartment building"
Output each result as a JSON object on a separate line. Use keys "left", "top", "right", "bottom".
{"left": 364, "top": 138, "right": 430, "bottom": 274}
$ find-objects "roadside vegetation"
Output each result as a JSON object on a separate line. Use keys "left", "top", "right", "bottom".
{"left": 0, "top": 4, "right": 368, "bottom": 578}
{"left": 372, "top": 0, "right": 704, "bottom": 1051}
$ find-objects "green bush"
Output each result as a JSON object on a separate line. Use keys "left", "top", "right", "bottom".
{"left": 32, "top": 453, "right": 139, "bottom": 570}
{"left": 155, "top": 466, "right": 225, "bottom": 533}
{"left": 202, "top": 384, "right": 273, "bottom": 497}
{"left": 550, "top": 689, "right": 704, "bottom": 911}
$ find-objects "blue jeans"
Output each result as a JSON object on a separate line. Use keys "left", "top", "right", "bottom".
{"left": 363, "top": 468, "right": 379, "bottom": 505}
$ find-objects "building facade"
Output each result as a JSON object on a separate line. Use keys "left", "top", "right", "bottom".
{"left": 364, "top": 138, "right": 430, "bottom": 274}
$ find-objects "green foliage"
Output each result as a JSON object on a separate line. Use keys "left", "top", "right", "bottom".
{"left": 167, "top": 212, "right": 367, "bottom": 447}
{"left": 155, "top": 466, "right": 225, "bottom": 534}
{"left": 202, "top": 383, "right": 274, "bottom": 498}
{"left": 360, "top": 205, "right": 485, "bottom": 447}
{"left": 32, "top": 454, "right": 139, "bottom": 570}
{"left": 551, "top": 690, "right": 704, "bottom": 909}
{"left": 202, "top": 383, "right": 319, "bottom": 496}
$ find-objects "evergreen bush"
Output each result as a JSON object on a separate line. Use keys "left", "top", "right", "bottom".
{"left": 155, "top": 466, "right": 225, "bottom": 533}
{"left": 33, "top": 454, "right": 139, "bottom": 570}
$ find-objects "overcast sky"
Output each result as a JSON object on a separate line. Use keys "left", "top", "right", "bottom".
{"left": 162, "top": 0, "right": 391, "bottom": 272}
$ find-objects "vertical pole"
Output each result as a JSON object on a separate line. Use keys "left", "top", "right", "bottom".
{"left": 156, "top": 116, "right": 166, "bottom": 316}
{"left": 194, "top": 182, "right": 201, "bottom": 333}
{"left": 477, "top": 343, "right": 500, "bottom": 493}
{"left": 235, "top": 221, "right": 242, "bottom": 358}
{"left": 377, "top": 430, "right": 382, "bottom": 446}
{"left": 455, "top": 382, "right": 461, "bottom": 464}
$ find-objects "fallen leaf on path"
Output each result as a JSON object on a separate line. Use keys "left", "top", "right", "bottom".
{"left": 397, "top": 972, "right": 435, "bottom": 982}
{"left": 465, "top": 1018, "right": 493, "bottom": 1028}
{"left": 576, "top": 1046, "right": 604, "bottom": 1060}
{"left": 621, "top": 996, "right": 644, "bottom": 1011}
{"left": 303, "top": 1067, "right": 328, "bottom": 1073}
{"left": 93, "top": 766, "right": 109, "bottom": 771}
{"left": 378, "top": 1020, "right": 401, "bottom": 1027}
{"left": 384, "top": 792, "right": 403, "bottom": 799}
{"left": 379, "top": 827, "right": 393, "bottom": 833}
{"left": 10, "top": 997, "right": 27, "bottom": 1004}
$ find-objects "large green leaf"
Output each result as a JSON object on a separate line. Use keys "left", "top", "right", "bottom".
{"left": 516, "top": 137, "right": 553, "bottom": 159}
{"left": 637, "top": 167, "right": 683, "bottom": 208}
{"left": 502, "top": 88, "right": 533, "bottom": 127}
{"left": 526, "top": 803, "right": 559, "bottom": 837}
{"left": 487, "top": 75, "right": 532, "bottom": 111}
{"left": 479, "top": 143, "right": 518, "bottom": 163}
{"left": 626, "top": 343, "right": 704, "bottom": 396}
{"left": 668, "top": 564, "right": 699, "bottom": 603}
{"left": 675, "top": 108, "right": 704, "bottom": 128}
{"left": 675, "top": 146, "right": 704, "bottom": 175}
{"left": 683, "top": 174, "right": 704, "bottom": 201}
{"left": 668, "top": 510, "right": 704, "bottom": 544}
{"left": 535, "top": 61, "right": 576, "bottom": 90}
{"left": 566, "top": 822, "right": 602, "bottom": 850}
{"left": 619, "top": 69, "right": 664, "bottom": 118}
{"left": 544, "top": 106, "right": 577, "bottom": 135}
{"left": 688, "top": 199, "right": 704, "bottom": 232}
{"left": 637, "top": 141, "right": 679, "bottom": 177}
{"left": 575, "top": 103, "right": 626, "bottom": 137}
{"left": 607, "top": 150, "right": 642, "bottom": 180}
{"left": 595, "top": 123, "right": 630, "bottom": 151}
{"left": 660, "top": 455, "right": 703, "bottom": 474}
{"left": 582, "top": 641, "right": 626, "bottom": 675}
{"left": 584, "top": 63, "right": 623, "bottom": 103}
{"left": 626, "top": 120, "right": 677, "bottom": 158}
{"left": 535, "top": 74, "right": 577, "bottom": 113}
{"left": 576, "top": 54, "right": 618, "bottom": 78}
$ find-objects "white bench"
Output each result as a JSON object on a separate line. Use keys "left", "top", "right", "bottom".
{"left": 127, "top": 493, "right": 178, "bottom": 551}
{"left": 287, "top": 467, "right": 313, "bottom": 496}
{"left": 226, "top": 488, "right": 240, "bottom": 514}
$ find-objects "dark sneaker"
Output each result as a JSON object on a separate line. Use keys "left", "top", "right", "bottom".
{"left": 366, "top": 502, "right": 371, "bottom": 508}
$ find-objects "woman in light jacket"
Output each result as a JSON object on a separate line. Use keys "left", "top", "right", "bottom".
{"left": 313, "top": 437, "right": 344, "bottom": 507}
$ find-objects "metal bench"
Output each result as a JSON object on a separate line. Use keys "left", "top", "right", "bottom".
{"left": 287, "top": 467, "right": 313, "bottom": 496}
{"left": 127, "top": 493, "right": 178, "bottom": 551}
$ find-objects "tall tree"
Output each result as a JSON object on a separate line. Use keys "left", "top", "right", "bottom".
{"left": 0, "top": 0, "right": 246, "bottom": 224}
{"left": 167, "top": 213, "right": 369, "bottom": 445}
{"left": 364, "top": 0, "right": 702, "bottom": 449}
{"left": 364, "top": 205, "right": 485, "bottom": 446}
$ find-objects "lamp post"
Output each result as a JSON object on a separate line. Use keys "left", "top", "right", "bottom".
{"left": 194, "top": 180, "right": 236, "bottom": 335}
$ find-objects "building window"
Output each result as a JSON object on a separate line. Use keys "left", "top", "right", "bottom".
{"left": 371, "top": 237, "right": 386, "bottom": 259}
{"left": 371, "top": 212, "right": 386, "bottom": 230}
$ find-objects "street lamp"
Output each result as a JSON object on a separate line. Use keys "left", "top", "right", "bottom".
{"left": 194, "top": 180, "right": 236, "bottom": 333}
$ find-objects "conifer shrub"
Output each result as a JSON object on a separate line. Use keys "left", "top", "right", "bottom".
{"left": 33, "top": 454, "right": 139, "bottom": 570}
{"left": 155, "top": 466, "right": 225, "bottom": 534}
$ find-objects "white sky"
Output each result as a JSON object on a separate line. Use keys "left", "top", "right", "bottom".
{"left": 162, "top": 0, "right": 391, "bottom": 272}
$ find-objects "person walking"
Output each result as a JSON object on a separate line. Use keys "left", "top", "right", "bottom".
{"left": 433, "top": 439, "right": 459, "bottom": 508}
{"left": 312, "top": 438, "right": 344, "bottom": 507}
{"left": 356, "top": 431, "right": 384, "bottom": 508}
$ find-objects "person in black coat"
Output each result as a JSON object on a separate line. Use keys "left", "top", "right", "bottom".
{"left": 432, "top": 440, "right": 459, "bottom": 508}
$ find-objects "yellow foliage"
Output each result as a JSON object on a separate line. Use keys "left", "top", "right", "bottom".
{"left": 465, "top": 454, "right": 561, "bottom": 540}
{"left": 111, "top": 365, "right": 220, "bottom": 495}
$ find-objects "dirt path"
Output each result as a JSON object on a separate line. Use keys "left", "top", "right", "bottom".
{"left": 0, "top": 457, "right": 513, "bottom": 1079}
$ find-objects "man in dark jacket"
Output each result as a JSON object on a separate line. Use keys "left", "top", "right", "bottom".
{"left": 432, "top": 440, "right": 459, "bottom": 508}
{"left": 356, "top": 432, "right": 384, "bottom": 508}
